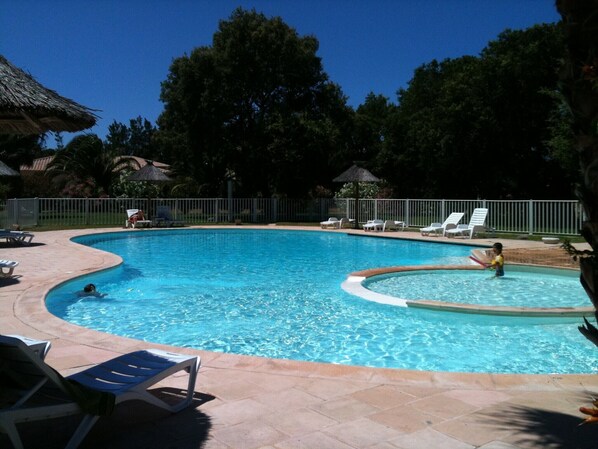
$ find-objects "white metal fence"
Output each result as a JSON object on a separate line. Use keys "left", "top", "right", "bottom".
{"left": 2, "top": 197, "right": 584, "bottom": 235}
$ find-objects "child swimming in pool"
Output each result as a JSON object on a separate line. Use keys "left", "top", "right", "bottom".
{"left": 78, "top": 283, "right": 106, "bottom": 297}
{"left": 487, "top": 242, "right": 504, "bottom": 277}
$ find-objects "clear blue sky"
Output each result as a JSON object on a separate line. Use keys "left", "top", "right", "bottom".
{"left": 1, "top": 0, "right": 560, "bottom": 145}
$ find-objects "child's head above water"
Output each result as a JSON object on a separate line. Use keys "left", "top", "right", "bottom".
{"left": 83, "top": 283, "right": 96, "bottom": 293}
{"left": 492, "top": 242, "right": 503, "bottom": 254}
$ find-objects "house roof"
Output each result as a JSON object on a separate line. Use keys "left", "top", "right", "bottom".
{"left": 20, "top": 155, "right": 170, "bottom": 173}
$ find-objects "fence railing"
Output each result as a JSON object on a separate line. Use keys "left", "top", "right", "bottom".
{"left": 3, "top": 197, "right": 584, "bottom": 236}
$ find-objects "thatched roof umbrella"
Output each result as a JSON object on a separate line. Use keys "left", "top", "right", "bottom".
{"left": 0, "top": 160, "right": 19, "bottom": 177}
{"left": 333, "top": 164, "right": 380, "bottom": 229}
{"left": 127, "top": 160, "right": 172, "bottom": 218}
{"left": 0, "top": 55, "right": 98, "bottom": 134}
{"left": 126, "top": 160, "right": 172, "bottom": 183}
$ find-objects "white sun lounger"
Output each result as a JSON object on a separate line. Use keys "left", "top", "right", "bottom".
{"left": 338, "top": 217, "right": 354, "bottom": 228}
{"left": 125, "top": 209, "right": 152, "bottom": 228}
{"left": 0, "top": 259, "right": 18, "bottom": 277}
{"left": 363, "top": 219, "right": 384, "bottom": 231}
{"left": 320, "top": 217, "right": 340, "bottom": 229}
{"left": 0, "top": 335, "right": 200, "bottom": 449}
{"left": 420, "top": 212, "right": 464, "bottom": 236}
{"left": 445, "top": 208, "right": 488, "bottom": 239}
{"left": 383, "top": 220, "right": 405, "bottom": 231}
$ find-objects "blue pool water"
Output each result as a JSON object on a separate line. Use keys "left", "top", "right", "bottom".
{"left": 365, "top": 267, "right": 588, "bottom": 308}
{"left": 46, "top": 229, "right": 597, "bottom": 374}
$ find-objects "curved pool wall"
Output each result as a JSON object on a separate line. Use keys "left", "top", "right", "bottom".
{"left": 345, "top": 265, "right": 593, "bottom": 317}
{"left": 45, "top": 228, "right": 598, "bottom": 374}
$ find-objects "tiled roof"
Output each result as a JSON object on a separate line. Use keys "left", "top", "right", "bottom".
{"left": 20, "top": 155, "right": 170, "bottom": 173}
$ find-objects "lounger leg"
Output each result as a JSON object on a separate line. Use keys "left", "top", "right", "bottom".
{"left": 65, "top": 414, "right": 100, "bottom": 449}
{"left": 181, "top": 361, "right": 199, "bottom": 411}
{"left": 0, "top": 266, "right": 14, "bottom": 277}
{"left": 137, "top": 365, "right": 199, "bottom": 413}
{"left": 0, "top": 419, "right": 25, "bottom": 449}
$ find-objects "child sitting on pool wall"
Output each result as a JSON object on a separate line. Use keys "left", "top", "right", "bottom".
{"left": 487, "top": 242, "right": 504, "bottom": 277}
{"left": 79, "top": 283, "right": 106, "bottom": 297}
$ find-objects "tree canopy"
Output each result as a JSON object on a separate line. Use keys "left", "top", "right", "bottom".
{"left": 105, "top": 116, "right": 160, "bottom": 161}
{"left": 12, "top": 13, "right": 577, "bottom": 201}
{"left": 376, "top": 23, "right": 571, "bottom": 199}
{"left": 47, "top": 134, "right": 131, "bottom": 197}
{"left": 157, "top": 7, "right": 353, "bottom": 197}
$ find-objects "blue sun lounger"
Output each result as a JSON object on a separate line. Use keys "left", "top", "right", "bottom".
{"left": 0, "top": 230, "right": 34, "bottom": 245}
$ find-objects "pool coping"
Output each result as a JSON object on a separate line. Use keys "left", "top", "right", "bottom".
{"left": 344, "top": 264, "right": 595, "bottom": 317}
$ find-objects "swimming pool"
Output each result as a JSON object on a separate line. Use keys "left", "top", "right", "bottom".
{"left": 46, "top": 229, "right": 597, "bottom": 374}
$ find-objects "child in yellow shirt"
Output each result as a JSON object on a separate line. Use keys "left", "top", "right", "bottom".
{"left": 488, "top": 242, "right": 504, "bottom": 277}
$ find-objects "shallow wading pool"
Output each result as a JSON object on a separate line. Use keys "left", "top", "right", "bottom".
{"left": 363, "top": 266, "right": 587, "bottom": 308}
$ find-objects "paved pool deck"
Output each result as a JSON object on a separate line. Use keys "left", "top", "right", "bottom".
{"left": 1, "top": 226, "right": 598, "bottom": 449}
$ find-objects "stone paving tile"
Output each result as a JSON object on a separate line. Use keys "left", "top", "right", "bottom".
{"left": 477, "top": 442, "right": 521, "bottom": 449}
{"left": 443, "top": 389, "right": 514, "bottom": 408}
{"left": 210, "top": 420, "right": 288, "bottom": 449}
{"left": 409, "top": 393, "right": 480, "bottom": 420}
{"left": 323, "top": 417, "right": 405, "bottom": 447}
{"left": 262, "top": 407, "right": 338, "bottom": 436}
{"left": 231, "top": 371, "right": 310, "bottom": 394}
{"left": 294, "top": 377, "right": 372, "bottom": 400}
{"left": 310, "top": 395, "right": 380, "bottom": 421}
{"left": 431, "top": 412, "right": 517, "bottom": 447}
{"left": 206, "top": 378, "right": 272, "bottom": 401}
{"left": 273, "top": 431, "right": 356, "bottom": 449}
{"left": 369, "top": 403, "right": 444, "bottom": 433}
{"left": 368, "top": 443, "right": 404, "bottom": 449}
{"left": 385, "top": 384, "right": 446, "bottom": 399}
{"left": 389, "top": 427, "right": 476, "bottom": 449}
{"left": 503, "top": 389, "right": 588, "bottom": 412}
{"left": 254, "top": 387, "right": 324, "bottom": 412}
{"left": 350, "top": 384, "right": 416, "bottom": 409}
{"left": 207, "top": 398, "right": 273, "bottom": 426}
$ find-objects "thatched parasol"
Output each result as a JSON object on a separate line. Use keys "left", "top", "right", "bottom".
{"left": 333, "top": 164, "right": 380, "bottom": 184}
{"left": 126, "top": 160, "right": 172, "bottom": 218}
{"left": 0, "top": 55, "right": 98, "bottom": 134}
{"left": 0, "top": 160, "right": 19, "bottom": 177}
{"left": 126, "top": 160, "right": 172, "bottom": 182}
{"left": 333, "top": 163, "right": 380, "bottom": 229}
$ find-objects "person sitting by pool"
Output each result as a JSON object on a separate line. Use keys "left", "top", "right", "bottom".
{"left": 78, "top": 283, "right": 106, "bottom": 297}
{"left": 487, "top": 242, "right": 504, "bottom": 277}
{"left": 129, "top": 210, "right": 146, "bottom": 225}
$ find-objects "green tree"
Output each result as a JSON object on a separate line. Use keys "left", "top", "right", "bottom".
{"left": 383, "top": 24, "right": 567, "bottom": 199}
{"left": 0, "top": 134, "right": 45, "bottom": 198}
{"left": 350, "top": 93, "right": 396, "bottom": 175}
{"left": 384, "top": 56, "right": 488, "bottom": 197}
{"left": 105, "top": 116, "right": 159, "bottom": 161}
{"left": 478, "top": 24, "right": 568, "bottom": 198}
{"left": 0, "top": 134, "right": 44, "bottom": 169}
{"left": 157, "top": 7, "right": 352, "bottom": 197}
{"left": 47, "top": 134, "right": 130, "bottom": 197}
{"left": 111, "top": 170, "right": 162, "bottom": 198}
